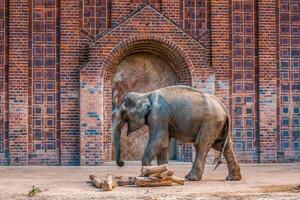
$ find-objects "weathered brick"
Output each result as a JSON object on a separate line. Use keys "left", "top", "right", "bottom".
{"left": 0, "top": 0, "right": 299, "bottom": 166}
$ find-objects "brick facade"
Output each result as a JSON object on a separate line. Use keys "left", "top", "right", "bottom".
{"left": 0, "top": 0, "right": 299, "bottom": 165}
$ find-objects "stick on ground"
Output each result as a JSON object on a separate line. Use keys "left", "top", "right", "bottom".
{"left": 102, "top": 174, "right": 117, "bottom": 191}
{"left": 89, "top": 175, "right": 103, "bottom": 189}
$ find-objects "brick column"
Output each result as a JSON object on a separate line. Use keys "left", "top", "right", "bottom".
{"left": 210, "top": 0, "right": 230, "bottom": 107}
{"left": 257, "top": 0, "right": 277, "bottom": 162}
{"left": 60, "top": 0, "right": 80, "bottom": 165}
{"left": 8, "top": 0, "right": 29, "bottom": 165}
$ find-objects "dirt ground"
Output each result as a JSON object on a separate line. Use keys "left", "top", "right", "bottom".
{"left": 0, "top": 162, "right": 300, "bottom": 200}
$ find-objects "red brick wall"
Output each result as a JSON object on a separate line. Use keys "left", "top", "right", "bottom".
{"left": 277, "top": 0, "right": 300, "bottom": 161}
{"left": 8, "top": 0, "right": 30, "bottom": 165}
{"left": 28, "top": 0, "right": 60, "bottom": 165}
{"left": 257, "top": 0, "right": 278, "bottom": 162}
{"left": 60, "top": 0, "right": 80, "bottom": 165}
{"left": 80, "top": 5, "right": 210, "bottom": 165}
{"left": 0, "top": 0, "right": 8, "bottom": 165}
{"left": 230, "top": 0, "right": 259, "bottom": 162}
{"left": 0, "top": 0, "right": 299, "bottom": 165}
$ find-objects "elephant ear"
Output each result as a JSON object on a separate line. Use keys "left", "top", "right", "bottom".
{"left": 137, "top": 97, "right": 152, "bottom": 118}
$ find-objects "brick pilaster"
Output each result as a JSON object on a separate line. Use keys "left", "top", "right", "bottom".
{"left": 257, "top": 0, "right": 277, "bottom": 162}
{"left": 8, "top": 0, "right": 29, "bottom": 165}
{"left": 210, "top": 0, "right": 230, "bottom": 107}
{"left": 60, "top": 0, "right": 80, "bottom": 165}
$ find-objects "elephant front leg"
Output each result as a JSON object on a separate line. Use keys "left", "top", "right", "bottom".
{"left": 142, "top": 141, "right": 162, "bottom": 166}
{"left": 142, "top": 127, "right": 168, "bottom": 166}
{"left": 157, "top": 147, "right": 169, "bottom": 165}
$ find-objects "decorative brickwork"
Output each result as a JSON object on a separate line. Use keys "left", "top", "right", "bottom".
{"left": 28, "top": 0, "right": 60, "bottom": 165}
{"left": 230, "top": 0, "right": 259, "bottom": 162}
{"left": 277, "top": 0, "right": 300, "bottom": 161}
{"left": 183, "top": 0, "right": 207, "bottom": 38}
{"left": 80, "top": 5, "right": 210, "bottom": 165}
{"left": 80, "top": 0, "right": 107, "bottom": 35}
{"left": 0, "top": 0, "right": 299, "bottom": 165}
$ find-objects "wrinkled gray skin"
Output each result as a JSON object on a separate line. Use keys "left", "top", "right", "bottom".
{"left": 113, "top": 86, "right": 241, "bottom": 181}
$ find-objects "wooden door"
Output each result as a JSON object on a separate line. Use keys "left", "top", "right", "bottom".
{"left": 112, "top": 52, "right": 177, "bottom": 160}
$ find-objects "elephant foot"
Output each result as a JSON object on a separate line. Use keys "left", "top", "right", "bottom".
{"left": 185, "top": 172, "right": 202, "bottom": 181}
{"left": 225, "top": 173, "right": 242, "bottom": 181}
{"left": 157, "top": 160, "right": 168, "bottom": 165}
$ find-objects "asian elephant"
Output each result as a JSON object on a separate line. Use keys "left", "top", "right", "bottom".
{"left": 112, "top": 85, "right": 241, "bottom": 181}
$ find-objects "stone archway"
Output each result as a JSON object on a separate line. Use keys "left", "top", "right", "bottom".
{"left": 97, "top": 36, "right": 197, "bottom": 162}
{"left": 112, "top": 52, "right": 178, "bottom": 160}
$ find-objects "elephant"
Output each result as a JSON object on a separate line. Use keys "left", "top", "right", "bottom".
{"left": 112, "top": 85, "right": 241, "bottom": 181}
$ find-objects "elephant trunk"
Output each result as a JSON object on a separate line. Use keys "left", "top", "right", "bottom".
{"left": 112, "top": 119, "right": 125, "bottom": 167}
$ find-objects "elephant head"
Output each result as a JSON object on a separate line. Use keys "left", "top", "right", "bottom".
{"left": 112, "top": 92, "right": 152, "bottom": 167}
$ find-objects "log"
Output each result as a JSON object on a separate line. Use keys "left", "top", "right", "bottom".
{"left": 102, "top": 174, "right": 117, "bottom": 191}
{"left": 149, "top": 172, "right": 160, "bottom": 178}
{"left": 171, "top": 175, "right": 185, "bottom": 185}
{"left": 128, "top": 177, "right": 135, "bottom": 185}
{"left": 160, "top": 176, "right": 172, "bottom": 181}
{"left": 135, "top": 176, "right": 173, "bottom": 187}
{"left": 117, "top": 177, "right": 136, "bottom": 186}
{"left": 117, "top": 180, "right": 131, "bottom": 186}
{"left": 141, "top": 164, "right": 169, "bottom": 177}
{"left": 159, "top": 170, "right": 174, "bottom": 178}
{"left": 114, "top": 175, "right": 123, "bottom": 180}
{"left": 89, "top": 175, "right": 103, "bottom": 189}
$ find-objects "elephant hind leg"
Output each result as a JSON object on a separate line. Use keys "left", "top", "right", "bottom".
{"left": 212, "top": 139, "right": 242, "bottom": 181}
{"left": 186, "top": 125, "right": 217, "bottom": 181}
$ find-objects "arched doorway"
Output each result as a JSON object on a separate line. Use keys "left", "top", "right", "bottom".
{"left": 99, "top": 36, "right": 195, "bottom": 162}
{"left": 112, "top": 52, "right": 178, "bottom": 160}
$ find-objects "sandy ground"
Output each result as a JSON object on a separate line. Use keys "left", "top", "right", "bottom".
{"left": 0, "top": 162, "right": 300, "bottom": 200}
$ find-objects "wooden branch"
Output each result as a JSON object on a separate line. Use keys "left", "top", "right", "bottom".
{"left": 159, "top": 170, "right": 174, "bottom": 178}
{"left": 114, "top": 175, "right": 123, "bottom": 180}
{"left": 135, "top": 177, "right": 172, "bottom": 187}
{"left": 149, "top": 172, "right": 160, "bottom": 178}
{"left": 89, "top": 175, "right": 103, "bottom": 189}
{"left": 171, "top": 175, "right": 185, "bottom": 185}
{"left": 117, "top": 177, "right": 136, "bottom": 186}
{"left": 128, "top": 177, "right": 135, "bottom": 185}
{"left": 141, "top": 164, "right": 169, "bottom": 177}
{"left": 102, "top": 174, "right": 117, "bottom": 191}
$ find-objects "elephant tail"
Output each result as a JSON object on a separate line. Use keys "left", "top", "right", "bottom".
{"left": 213, "top": 115, "right": 230, "bottom": 171}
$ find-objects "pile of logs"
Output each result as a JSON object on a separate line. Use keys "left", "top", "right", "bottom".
{"left": 89, "top": 164, "right": 184, "bottom": 191}
{"left": 136, "top": 164, "right": 184, "bottom": 187}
